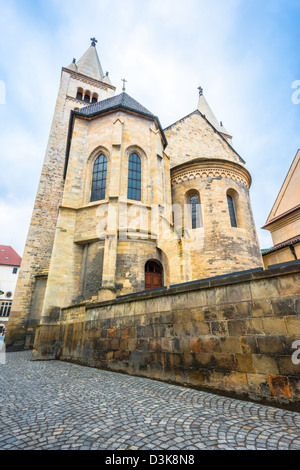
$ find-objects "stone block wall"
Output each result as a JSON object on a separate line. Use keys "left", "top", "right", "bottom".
{"left": 32, "top": 263, "right": 300, "bottom": 409}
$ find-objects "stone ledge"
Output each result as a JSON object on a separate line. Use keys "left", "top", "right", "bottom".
{"left": 80, "top": 263, "right": 300, "bottom": 311}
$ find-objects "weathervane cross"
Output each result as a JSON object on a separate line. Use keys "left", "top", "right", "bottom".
{"left": 198, "top": 86, "right": 203, "bottom": 96}
{"left": 122, "top": 78, "right": 127, "bottom": 92}
{"left": 91, "top": 37, "right": 98, "bottom": 47}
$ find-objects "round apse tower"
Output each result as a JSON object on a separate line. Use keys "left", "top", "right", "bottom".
{"left": 170, "top": 157, "right": 263, "bottom": 280}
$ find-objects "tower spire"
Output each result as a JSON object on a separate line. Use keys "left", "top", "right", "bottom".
{"left": 197, "top": 86, "right": 232, "bottom": 141}
{"left": 67, "top": 39, "right": 105, "bottom": 81}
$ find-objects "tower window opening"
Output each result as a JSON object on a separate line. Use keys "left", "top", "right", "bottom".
{"left": 128, "top": 153, "right": 141, "bottom": 201}
{"left": 190, "top": 195, "right": 201, "bottom": 229}
{"left": 76, "top": 89, "right": 83, "bottom": 101}
{"left": 84, "top": 92, "right": 91, "bottom": 103}
{"left": 227, "top": 194, "right": 237, "bottom": 228}
{"left": 91, "top": 154, "right": 107, "bottom": 202}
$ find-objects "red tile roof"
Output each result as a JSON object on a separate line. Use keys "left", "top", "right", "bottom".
{"left": 0, "top": 245, "right": 22, "bottom": 267}
{"left": 262, "top": 235, "right": 300, "bottom": 256}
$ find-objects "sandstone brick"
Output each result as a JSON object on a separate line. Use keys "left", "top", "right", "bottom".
{"left": 236, "top": 354, "right": 255, "bottom": 373}
{"left": 228, "top": 319, "right": 246, "bottom": 336}
{"left": 257, "top": 336, "right": 286, "bottom": 355}
{"left": 262, "top": 317, "right": 288, "bottom": 335}
{"left": 226, "top": 283, "right": 251, "bottom": 303}
{"left": 250, "top": 279, "right": 279, "bottom": 300}
{"left": 252, "top": 355, "right": 279, "bottom": 375}
{"left": 223, "top": 372, "right": 248, "bottom": 394}
{"left": 211, "top": 321, "right": 228, "bottom": 336}
{"left": 240, "top": 336, "right": 258, "bottom": 354}
{"left": 284, "top": 316, "right": 300, "bottom": 335}
{"left": 269, "top": 375, "right": 292, "bottom": 399}
{"left": 251, "top": 299, "right": 273, "bottom": 317}
{"left": 220, "top": 336, "right": 242, "bottom": 354}
{"left": 247, "top": 374, "right": 271, "bottom": 398}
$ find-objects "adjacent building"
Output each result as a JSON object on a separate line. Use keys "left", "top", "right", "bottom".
{"left": 262, "top": 149, "right": 300, "bottom": 268}
{"left": 0, "top": 246, "right": 22, "bottom": 333}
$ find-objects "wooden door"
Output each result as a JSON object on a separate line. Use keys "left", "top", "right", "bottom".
{"left": 145, "top": 261, "right": 163, "bottom": 291}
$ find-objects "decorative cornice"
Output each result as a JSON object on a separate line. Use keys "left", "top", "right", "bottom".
{"left": 66, "top": 95, "right": 86, "bottom": 104}
{"left": 171, "top": 159, "right": 251, "bottom": 189}
{"left": 62, "top": 67, "right": 115, "bottom": 91}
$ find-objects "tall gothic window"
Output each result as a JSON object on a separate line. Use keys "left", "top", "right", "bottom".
{"left": 128, "top": 153, "right": 141, "bottom": 201}
{"left": 227, "top": 194, "right": 237, "bottom": 227}
{"left": 91, "top": 154, "right": 107, "bottom": 202}
{"left": 190, "top": 195, "right": 201, "bottom": 229}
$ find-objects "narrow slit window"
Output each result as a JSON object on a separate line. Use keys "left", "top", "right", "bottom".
{"left": 227, "top": 195, "right": 237, "bottom": 227}
{"left": 190, "top": 195, "right": 201, "bottom": 229}
{"left": 128, "top": 153, "right": 141, "bottom": 201}
{"left": 91, "top": 155, "right": 107, "bottom": 202}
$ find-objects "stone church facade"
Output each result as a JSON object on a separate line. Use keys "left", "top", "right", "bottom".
{"left": 6, "top": 40, "right": 263, "bottom": 350}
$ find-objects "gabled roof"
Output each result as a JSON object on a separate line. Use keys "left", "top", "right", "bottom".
{"left": 164, "top": 109, "right": 245, "bottom": 165}
{"left": 77, "top": 92, "right": 154, "bottom": 118}
{"left": 262, "top": 204, "right": 300, "bottom": 229}
{"left": 265, "top": 149, "right": 300, "bottom": 225}
{"left": 0, "top": 246, "right": 22, "bottom": 267}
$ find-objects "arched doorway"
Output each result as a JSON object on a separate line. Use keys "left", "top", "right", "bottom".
{"left": 145, "top": 260, "right": 163, "bottom": 291}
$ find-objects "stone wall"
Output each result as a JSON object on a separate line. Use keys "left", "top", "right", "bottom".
{"left": 32, "top": 263, "right": 300, "bottom": 409}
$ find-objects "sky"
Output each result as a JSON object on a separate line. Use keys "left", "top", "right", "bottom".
{"left": 0, "top": 0, "right": 299, "bottom": 257}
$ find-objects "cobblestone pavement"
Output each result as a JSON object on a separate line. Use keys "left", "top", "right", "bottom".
{"left": 0, "top": 351, "right": 299, "bottom": 450}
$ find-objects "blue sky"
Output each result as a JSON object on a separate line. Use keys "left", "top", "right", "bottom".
{"left": 0, "top": 0, "right": 299, "bottom": 256}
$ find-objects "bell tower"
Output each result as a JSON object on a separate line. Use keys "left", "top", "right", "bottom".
{"left": 6, "top": 40, "right": 116, "bottom": 350}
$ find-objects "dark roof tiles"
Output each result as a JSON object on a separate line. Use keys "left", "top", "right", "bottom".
{"left": 77, "top": 92, "right": 154, "bottom": 118}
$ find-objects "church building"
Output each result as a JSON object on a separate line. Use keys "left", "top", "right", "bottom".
{"left": 6, "top": 39, "right": 263, "bottom": 350}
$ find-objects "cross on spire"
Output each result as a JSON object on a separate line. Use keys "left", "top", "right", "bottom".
{"left": 122, "top": 78, "right": 127, "bottom": 92}
{"left": 90, "top": 37, "right": 98, "bottom": 47}
{"left": 198, "top": 86, "right": 203, "bottom": 96}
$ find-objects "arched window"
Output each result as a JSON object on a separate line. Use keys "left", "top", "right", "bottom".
{"left": 76, "top": 89, "right": 83, "bottom": 100}
{"left": 91, "top": 154, "right": 107, "bottom": 202}
{"left": 92, "top": 93, "right": 98, "bottom": 104}
{"left": 128, "top": 153, "right": 141, "bottom": 201}
{"left": 227, "top": 194, "right": 237, "bottom": 227}
{"left": 190, "top": 195, "right": 201, "bottom": 229}
{"left": 84, "top": 92, "right": 91, "bottom": 103}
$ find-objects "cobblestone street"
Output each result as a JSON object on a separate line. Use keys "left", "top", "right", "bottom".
{"left": 0, "top": 351, "right": 299, "bottom": 450}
